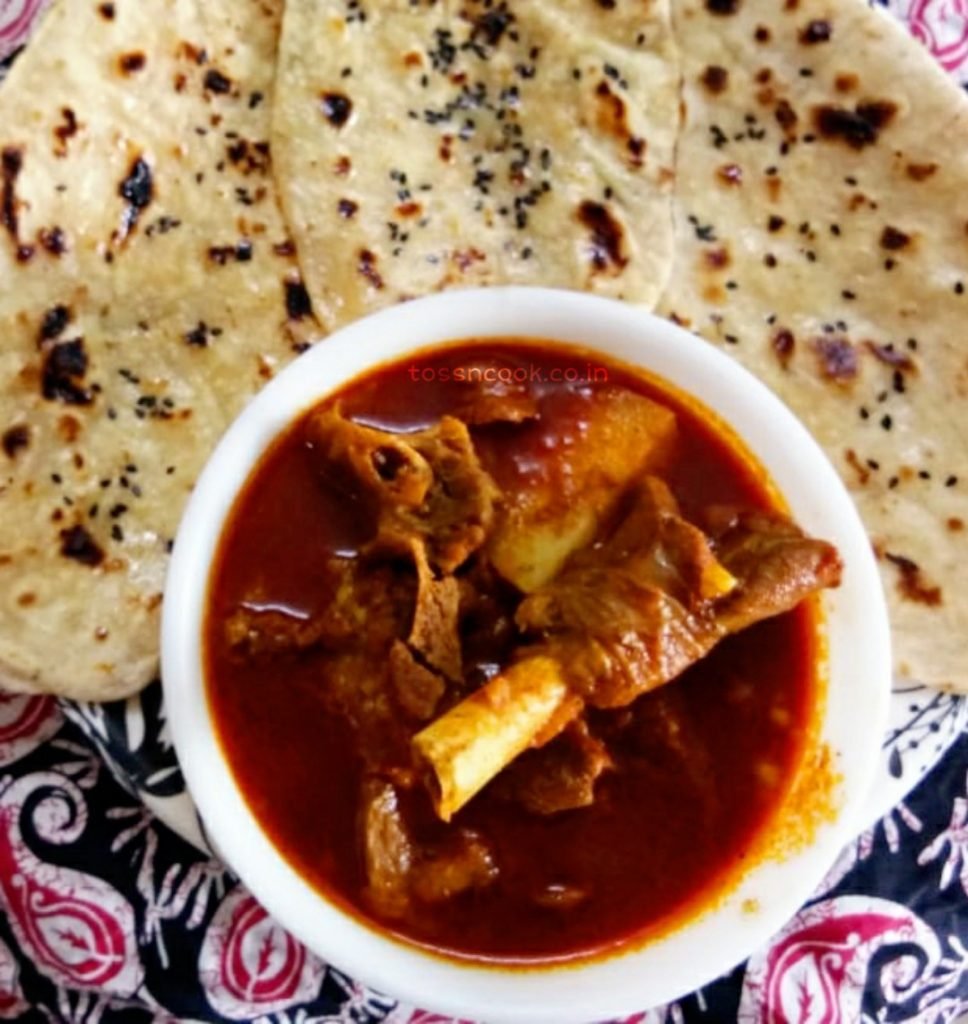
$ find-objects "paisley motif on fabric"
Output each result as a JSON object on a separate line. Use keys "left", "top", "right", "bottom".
{"left": 0, "top": 0, "right": 49, "bottom": 62}
{"left": 0, "top": 693, "right": 61, "bottom": 766}
{"left": 198, "top": 887, "right": 325, "bottom": 1019}
{"left": 739, "top": 895, "right": 968, "bottom": 1024}
{"left": 907, "top": 0, "right": 968, "bottom": 72}
{"left": 401, "top": 1013, "right": 479, "bottom": 1024}
{"left": 0, "top": 772, "right": 142, "bottom": 995}
{"left": 0, "top": 934, "right": 28, "bottom": 1020}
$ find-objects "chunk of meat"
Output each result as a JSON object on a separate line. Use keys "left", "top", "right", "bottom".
{"left": 622, "top": 687, "right": 696, "bottom": 765}
{"left": 410, "top": 830, "right": 498, "bottom": 903}
{"left": 414, "top": 477, "right": 842, "bottom": 819}
{"left": 456, "top": 558, "right": 519, "bottom": 684}
{"left": 522, "top": 579, "right": 714, "bottom": 709}
{"left": 360, "top": 778, "right": 413, "bottom": 920}
{"left": 225, "top": 560, "right": 413, "bottom": 657}
{"left": 452, "top": 374, "right": 539, "bottom": 425}
{"left": 498, "top": 719, "right": 613, "bottom": 814}
{"left": 224, "top": 604, "right": 333, "bottom": 655}
{"left": 710, "top": 510, "right": 844, "bottom": 632}
{"left": 323, "top": 654, "right": 415, "bottom": 777}
{"left": 516, "top": 478, "right": 732, "bottom": 707}
{"left": 359, "top": 778, "right": 497, "bottom": 918}
{"left": 487, "top": 389, "right": 677, "bottom": 591}
{"left": 309, "top": 408, "right": 497, "bottom": 572}
{"left": 408, "top": 540, "right": 462, "bottom": 681}
{"left": 314, "top": 409, "right": 433, "bottom": 506}
{"left": 517, "top": 477, "right": 840, "bottom": 708}
{"left": 389, "top": 640, "right": 446, "bottom": 721}
{"left": 605, "top": 478, "right": 738, "bottom": 608}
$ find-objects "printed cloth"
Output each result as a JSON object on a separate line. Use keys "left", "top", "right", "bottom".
{"left": 0, "top": 697, "right": 967, "bottom": 1023}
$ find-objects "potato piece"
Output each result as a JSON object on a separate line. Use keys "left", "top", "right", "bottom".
{"left": 488, "top": 390, "right": 677, "bottom": 591}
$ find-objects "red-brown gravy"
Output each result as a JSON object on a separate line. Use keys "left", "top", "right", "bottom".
{"left": 204, "top": 341, "right": 818, "bottom": 962}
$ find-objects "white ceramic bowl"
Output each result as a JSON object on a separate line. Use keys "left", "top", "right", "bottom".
{"left": 162, "top": 287, "right": 892, "bottom": 1023}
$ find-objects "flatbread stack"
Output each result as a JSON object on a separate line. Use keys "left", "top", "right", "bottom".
{"left": 0, "top": 0, "right": 964, "bottom": 699}
{"left": 0, "top": 0, "right": 315, "bottom": 699}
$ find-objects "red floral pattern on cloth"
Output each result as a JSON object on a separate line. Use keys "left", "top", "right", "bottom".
{"left": 198, "top": 888, "right": 325, "bottom": 1019}
{"left": 0, "top": 0, "right": 47, "bottom": 61}
{"left": 0, "top": 934, "right": 28, "bottom": 1020}
{"left": 400, "top": 1013, "right": 478, "bottom": 1024}
{"left": 886, "top": 0, "right": 968, "bottom": 79}
{"left": 0, "top": 772, "right": 143, "bottom": 996}
{"left": 737, "top": 896, "right": 967, "bottom": 1024}
{"left": 0, "top": 694, "right": 61, "bottom": 766}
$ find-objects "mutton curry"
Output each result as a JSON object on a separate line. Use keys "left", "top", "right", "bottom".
{"left": 204, "top": 340, "right": 841, "bottom": 961}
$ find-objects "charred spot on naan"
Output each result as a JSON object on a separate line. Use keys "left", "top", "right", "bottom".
{"left": 38, "top": 227, "right": 68, "bottom": 256}
{"left": 716, "top": 163, "right": 743, "bottom": 186}
{"left": 705, "top": 0, "right": 740, "bottom": 15}
{"left": 39, "top": 304, "right": 71, "bottom": 343}
{"left": 41, "top": 339, "right": 94, "bottom": 406}
{"left": 865, "top": 341, "right": 917, "bottom": 375}
{"left": 357, "top": 249, "right": 384, "bottom": 290}
{"left": 905, "top": 161, "right": 938, "bottom": 182}
{"left": 203, "top": 68, "right": 234, "bottom": 96}
{"left": 773, "top": 99, "right": 798, "bottom": 140}
{"left": 812, "top": 336, "right": 857, "bottom": 384}
{"left": 812, "top": 100, "right": 898, "bottom": 149}
{"left": 834, "top": 72, "right": 859, "bottom": 94}
{"left": 59, "top": 525, "right": 105, "bottom": 567}
{"left": 799, "top": 20, "right": 832, "bottom": 45}
{"left": 771, "top": 328, "right": 795, "bottom": 368}
{"left": 284, "top": 277, "right": 313, "bottom": 320}
{"left": 52, "top": 107, "right": 81, "bottom": 157}
{"left": 591, "top": 79, "right": 647, "bottom": 168}
{"left": 115, "top": 155, "right": 154, "bottom": 245}
{"left": 1, "top": 147, "right": 25, "bottom": 252}
{"left": 884, "top": 552, "right": 943, "bottom": 607}
{"left": 2, "top": 425, "right": 30, "bottom": 459}
{"left": 118, "top": 52, "right": 148, "bottom": 76}
{"left": 700, "top": 65, "right": 729, "bottom": 94}
{"left": 320, "top": 92, "right": 353, "bottom": 128}
{"left": 577, "top": 200, "right": 628, "bottom": 276}
{"left": 880, "top": 225, "right": 912, "bottom": 251}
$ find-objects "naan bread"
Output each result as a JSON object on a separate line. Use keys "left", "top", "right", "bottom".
{"left": 0, "top": 0, "right": 317, "bottom": 699}
{"left": 272, "top": 0, "right": 680, "bottom": 329}
{"left": 658, "top": 0, "right": 968, "bottom": 689}
{"left": 4, "top": 0, "right": 963, "bottom": 701}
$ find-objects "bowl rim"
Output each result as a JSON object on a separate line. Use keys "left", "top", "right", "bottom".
{"left": 161, "top": 285, "right": 892, "bottom": 1023}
